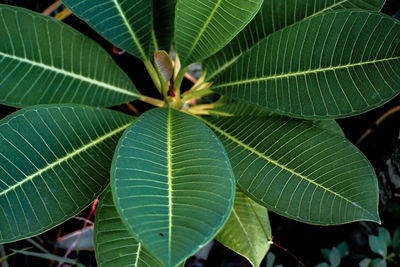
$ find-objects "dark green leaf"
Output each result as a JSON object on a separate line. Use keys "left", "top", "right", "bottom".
{"left": 212, "top": 10, "right": 400, "bottom": 119}
{"left": 392, "top": 227, "right": 400, "bottom": 254}
{"left": 152, "top": 0, "right": 176, "bottom": 53}
{"left": 205, "top": 0, "right": 385, "bottom": 80}
{"left": 370, "top": 258, "right": 387, "bottom": 267}
{"left": 336, "top": 242, "right": 349, "bottom": 258}
{"left": 62, "top": 0, "right": 153, "bottom": 60}
{"left": 174, "top": 0, "right": 263, "bottom": 66}
{"left": 112, "top": 108, "right": 235, "bottom": 267}
{"left": 0, "top": 105, "right": 134, "bottom": 244}
{"left": 94, "top": 188, "right": 163, "bottom": 267}
{"left": 201, "top": 115, "right": 380, "bottom": 225}
{"left": 216, "top": 190, "right": 271, "bottom": 267}
{"left": 0, "top": 4, "right": 141, "bottom": 108}
{"left": 378, "top": 228, "right": 391, "bottom": 248}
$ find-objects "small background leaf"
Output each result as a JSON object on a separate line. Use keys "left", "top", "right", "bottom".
{"left": 216, "top": 190, "right": 271, "bottom": 267}
{"left": 369, "top": 235, "right": 387, "bottom": 257}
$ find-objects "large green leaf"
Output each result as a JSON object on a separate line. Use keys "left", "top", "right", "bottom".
{"left": 174, "top": 0, "right": 263, "bottom": 66}
{"left": 210, "top": 98, "right": 345, "bottom": 136}
{"left": 201, "top": 115, "right": 380, "bottom": 225}
{"left": 152, "top": 0, "right": 176, "bottom": 53}
{"left": 216, "top": 190, "right": 271, "bottom": 267}
{"left": 112, "top": 108, "right": 235, "bottom": 267}
{"left": 62, "top": 0, "right": 153, "bottom": 60}
{"left": 0, "top": 4, "right": 140, "bottom": 108}
{"left": 0, "top": 105, "right": 134, "bottom": 244}
{"left": 211, "top": 10, "right": 400, "bottom": 119}
{"left": 205, "top": 0, "right": 386, "bottom": 80}
{"left": 94, "top": 188, "right": 163, "bottom": 267}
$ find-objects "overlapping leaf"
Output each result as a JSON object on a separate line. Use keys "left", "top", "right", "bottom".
{"left": 62, "top": 0, "right": 153, "bottom": 60}
{"left": 0, "top": 105, "right": 134, "bottom": 244}
{"left": 216, "top": 190, "right": 271, "bottom": 267}
{"left": 152, "top": 0, "right": 176, "bottom": 53}
{"left": 209, "top": 98, "right": 344, "bottom": 136}
{"left": 94, "top": 188, "right": 163, "bottom": 267}
{"left": 205, "top": 0, "right": 385, "bottom": 80}
{"left": 112, "top": 108, "right": 235, "bottom": 267}
{"left": 212, "top": 10, "right": 400, "bottom": 118}
{"left": 201, "top": 115, "right": 380, "bottom": 225}
{"left": 174, "top": 0, "right": 263, "bottom": 66}
{"left": 0, "top": 5, "right": 140, "bottom": 108}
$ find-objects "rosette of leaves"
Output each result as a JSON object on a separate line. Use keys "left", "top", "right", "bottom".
{"left": 0, "top": 0, "right": 398, "bottom": 266}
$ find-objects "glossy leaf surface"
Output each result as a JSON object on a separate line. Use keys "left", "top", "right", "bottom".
{"left": 0, "top": 105, "right": 134, "bottom": 244}
{"left": 216, "top": 190, "right": 271, "bottom": 267}
{"left": 205, "top": 0, "right": 386, "bottom": 80}
{"left": 212, "top": 10, "right": 400, "bottom": 118}
{"left": 0, "top": 5, "right": 140, "bottom": 108}
{"left": 62, "top": 0, "right": 153, "bottom": 60}
{"left": 94, "top": 188, "right": 163, "bottom": 267}
{"left": 201, "top": 115, "right": 380, "bottom": 225}
{"left": 174, "top": 0, "right": 263, "bottom": 66}
{"left": 112, "top": 108, "right": 235, "bottom": 267}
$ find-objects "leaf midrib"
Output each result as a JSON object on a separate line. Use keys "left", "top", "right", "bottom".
{"left": 111, "top": 0, "right": 147, "bottom": 59}
{"left": 167, "top": 108, "right": 173, "bottom": 266}
{"left": 201, "top": 118, "right": 366, "bottom": 211}
{"left": 0, "top": 51, "right": 140, "bottom": 98}
{"left": 212, "top": 56, "right": 400, "bottom": 88}
{"left": 0, "top": 122, "right": 131, "bottom": 197}
{"left": 183, "top": 0, "right": 223, "bottom": 63}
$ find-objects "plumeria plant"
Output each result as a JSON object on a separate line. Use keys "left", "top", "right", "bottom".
{"left": 1, "top": 0, "right": 400, "bottom": 266}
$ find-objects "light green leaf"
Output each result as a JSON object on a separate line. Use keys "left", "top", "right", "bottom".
{"left": 201, "top": 115, "right": 380, "bottom": 225}
{"left": 152, "top": 0, "right": 176, "bottom": 53}
{"left": 216, "top": 190, "right": 271, "bottom": 267}
{"left": 0, "top": 105, "right": 134, "bottom": 244}
{"left": 94, "top": 188, "right": 163, "bottom": 267}
{"left": 0, "top": 5, "right": 140, "bottom": 108}
{"left": 174, "top": 0, "right": 263, "bottom": 66}
{"left": 329, "top": 247, "right": 341, "bottom": 267}
{"left": 111, "top": 108, "right": 235, "bottom": 267}
{"left": 211, "top": 10, "right": 400, "bottom": 119}
{"left": 205, "top": 0, "right": 386, "bottom": 80}
{"left": 378, "top": 228, "right": 391, "bottom": 248}
{"left": 62, "top": 0, "right": 153, "bottom": 60}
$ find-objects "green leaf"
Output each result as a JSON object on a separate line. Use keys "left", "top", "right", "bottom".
{"left": 201, "top": 115, "right": 380, "bottom": 225}
{"left": 205, "top": 0, "right": 385, "bottom": 80}
{"left": 370, "top": 258, "right": 387, "bottom": 267}
{"left": 369, "top": 235, "right": 387, "bottom": 257}
{"left": 152, "top": 0, "right": 176, "bottom": 53}
{"left": 329, "top": 247, "right": 341, "bottom": 267}
{"left": 210, "top": 98, "right": 344, "bottom": 136}
{"left": 392, "top": 227, "right": 400, "bottom": 254}
{"left": 94, "top": 188, "right": 163, "bottom": 267}
{"left": 336, "top": 242, "right": 349, "bottom": 257}
{"left": 211, "top": 10, "right": 400, "bottom": 119}
{"left": 111, "top": 108, "right": 235, "bottom": 267}
{"left": 0, "top": 105, "right": 134, "bottom": 244}
{"left": 62, "top": 0, "right": 153, "bottom": 60}
{"left": 378, "top": 228, "right": 391, "bottom": 248}
{"left": 216, "top": 190, "right": 271, "bottom": 267}
{"left": 174, "top": 0, "right": 263, "bottom": 66}
{"left": 0, "top": 4, "right": 140, "bottom": 108}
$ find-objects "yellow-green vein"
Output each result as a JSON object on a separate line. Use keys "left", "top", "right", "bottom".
{"left": 0, "top": 122, "right": 132, "bottom": 197}
{"left": 166, "top": 108, "right": 173, "bottom": 265}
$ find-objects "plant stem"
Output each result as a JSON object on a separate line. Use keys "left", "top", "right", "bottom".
{"left": 174, "top": 66, "right": 188, "bottom": 99}
{"left": 139, "top": 95, "right": 165, "bottom": 107}
{"left": 143, "top": 60, "right": 162, "bottom": 93}
{"left": 181, "top": 88, "right": 213, "bottom": 103}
